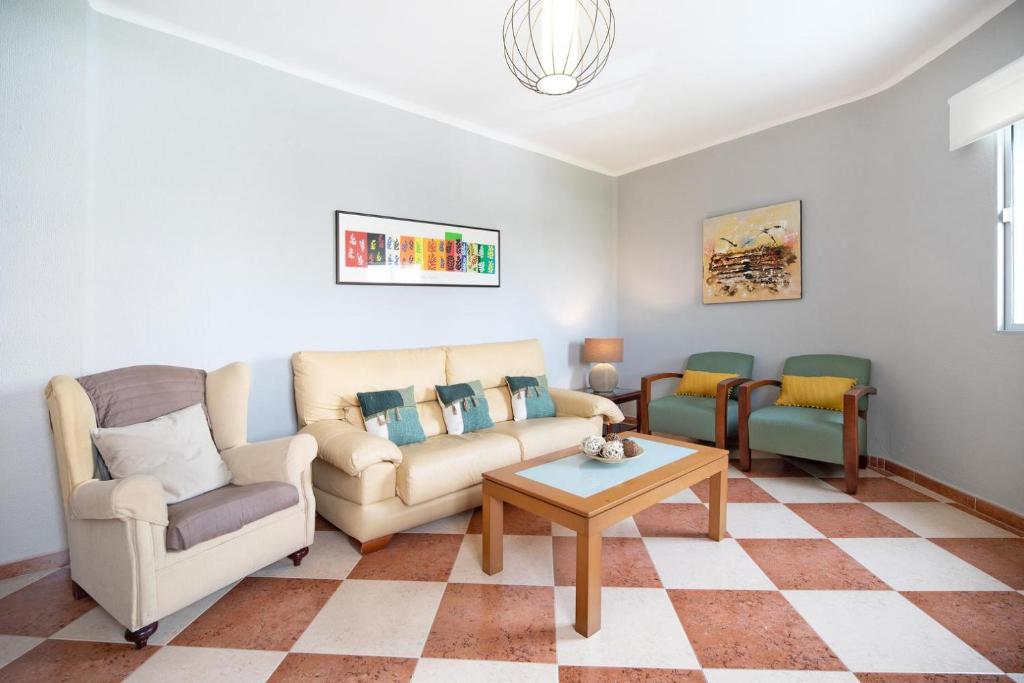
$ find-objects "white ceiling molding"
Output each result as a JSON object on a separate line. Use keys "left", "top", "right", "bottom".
{"left": 89, "top": 0, "right": 1015, "bottom": 177}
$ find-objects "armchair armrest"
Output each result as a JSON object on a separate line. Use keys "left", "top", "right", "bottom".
{"left": 639, "top": 372, "right": 683, "bottom": 434}
{"left": 70, "top": 476, "right": 168, "bottom": 526}
{"left": 549, "top": 388, "right": 624, "bottom": 424}
{"left": 714, "top": 377, "right": 750, "bottom": 448}
{"left": 221, "top": 434, "right": 317, "bottom": 487}
{"left": 300, "top": 420, "right": 402, "bottom": 477}
{"left": 843, "top": 385, "right": 877, "bottom": 421}
{"left": 737, "top": 379, "right": 782, "bottom": 471}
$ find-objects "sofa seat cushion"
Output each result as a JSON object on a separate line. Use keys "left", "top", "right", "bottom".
{"left": 396, "top": 432, "right": 520, "bottom": 505}
{"left": 486, "top": 416, "right": 601, "bottom": 460}
{"left": 165, "top": 482, "right": 299, "bottom": 551}
{"left": 649, "top": 395, "right": 738, "bottom": 443}
{"left": 748, "top": 405, "right": 866, "bottom": 464}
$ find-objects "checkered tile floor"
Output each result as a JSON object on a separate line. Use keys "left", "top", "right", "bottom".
{"left": 1, "top": 455, "right": 1022, "bottom": 682}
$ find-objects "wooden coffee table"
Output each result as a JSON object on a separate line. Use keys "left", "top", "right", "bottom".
{"left": 481, "top": 432, "right": 728, "bottom": 637}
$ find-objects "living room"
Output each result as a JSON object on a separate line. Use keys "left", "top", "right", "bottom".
{"left": 2, "top": 0, "right": 1022, "bottom": 680}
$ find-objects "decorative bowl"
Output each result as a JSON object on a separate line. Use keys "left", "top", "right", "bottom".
{"left": 584, "top": 445, "right": 644, "bottom": 464}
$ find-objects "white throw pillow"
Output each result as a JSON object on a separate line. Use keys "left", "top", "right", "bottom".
{"left": 90, "top": 403, "right": 232, "bottom": 503}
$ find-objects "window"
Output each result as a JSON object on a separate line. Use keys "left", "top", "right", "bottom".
{"left": 999, "top": 121, "right": 1023, "bottom": 331}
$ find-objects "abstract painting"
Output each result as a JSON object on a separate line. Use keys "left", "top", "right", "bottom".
{"left": 702, "top": 200, "right": 802, "bottom": 304}
{"left": 336, "top": 210, "right": 500, "bottom": 287}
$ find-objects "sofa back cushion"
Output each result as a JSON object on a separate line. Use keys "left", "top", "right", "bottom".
{"left": 293, "top": 347, "right": 446, "bottom": 427}
{"left": 445, "top": 339, "right": 547, "bottom": 390}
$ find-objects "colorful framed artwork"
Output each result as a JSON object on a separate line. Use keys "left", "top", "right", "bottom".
{"left": 702, "top": 200, "right": 802, "bottom": 304}
{"left": 335, "top": 210, "right": 500, "bottom": 287}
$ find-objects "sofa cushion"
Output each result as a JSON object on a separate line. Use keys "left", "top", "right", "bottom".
{"left": 436, "top": 380, "right": 494, "bottom": 435}
{"left": 356, "top": 386, "right": 426, "bottom": 446}
{"left": 396, "top": 432, "right": 520, "bottom": 505}
{"left": 506, "top": 375, "right": 556, "bottom": 421}
{"left": 165, "top": 481, "right": 299, "bottom": 551}
{"left": 486, "top": 416, "right": 601, "bottom": 460}
{"left": 78, "top": 365, "right": 208, "bottom": 429}
{"left": 748, "top": 405, "right": 866, "bottom": 464}
{"left": 649, "top": 395, "right": 738, "bottom": 443}
{"left": 444, "top": 339, "right": 547, "bottom": 390}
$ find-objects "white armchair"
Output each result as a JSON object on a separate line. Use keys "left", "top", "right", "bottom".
{"left": 45, "top": 362, "right": 316, "bottom": 648}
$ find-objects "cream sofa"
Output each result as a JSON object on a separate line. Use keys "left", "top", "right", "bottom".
{"left": 293, "top": 339, "right": 624, "bottom": 551}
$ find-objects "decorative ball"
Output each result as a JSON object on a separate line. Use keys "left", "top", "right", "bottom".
{"left": 605, "top": 433, "right": 622, "bottom": 442}
{"left": 581, "top": 436, "right": 605, "bottom": 457}
{"left": 621, "top": 439, "right": 641, "bottom": 458}
{"left": 601, "top": 440, "right": 625, "bottom": 460}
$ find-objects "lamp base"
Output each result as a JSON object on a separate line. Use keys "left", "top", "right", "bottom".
{"left": 588, "top": 363, "right": 618, "bottom": 394}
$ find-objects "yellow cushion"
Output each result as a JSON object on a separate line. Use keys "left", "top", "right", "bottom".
{"left": 675, "top": 370, "right": 739, "bottom": 398}
{"left": 776, "top": 375, "right": 857, "bottom": 412}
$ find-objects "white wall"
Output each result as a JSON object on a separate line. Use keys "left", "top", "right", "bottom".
{"left": 616, "top": 1, "right": 1024, "bottom": 515}
{"left": 0, "top": 1, "right": 616, "bottom": 564}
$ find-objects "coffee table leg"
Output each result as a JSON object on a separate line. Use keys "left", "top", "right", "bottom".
{"left": 575, "top": 531, "right": 601, "bottom": 636}
{"left": 482, "top": 492, "right": 503, "bottom": 574}
{"left": 708, "top": 468, "right": 727, "bottom": 541}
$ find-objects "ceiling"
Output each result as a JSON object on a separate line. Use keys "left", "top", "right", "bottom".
{"left": 90, "top": 0, "right": 1013, "bottom": 176}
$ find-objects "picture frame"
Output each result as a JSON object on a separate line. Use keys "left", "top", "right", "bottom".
{"left": 335, "top": 210, "right": 501, "bottom": 288}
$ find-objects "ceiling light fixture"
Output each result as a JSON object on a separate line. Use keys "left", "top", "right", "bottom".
{"left": 503, "top": 0, "right": 615, "bottom": 96}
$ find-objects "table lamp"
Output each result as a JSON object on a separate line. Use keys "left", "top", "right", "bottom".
{"left": 582, "top": 337, "right": 623, "bottom": 394}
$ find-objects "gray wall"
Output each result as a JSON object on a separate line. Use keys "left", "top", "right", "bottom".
{"left": 617, "top": 1, "right": 1024, "bottom": 514}
{"left": 0, "top": 1, "right": 616, "bottom": 564}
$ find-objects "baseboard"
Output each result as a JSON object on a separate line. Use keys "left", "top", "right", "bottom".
{"left": 0, "top": 548, "right": 69, "bottom": 580}
{"left": 868, "top": 456, "right": 1024, "bottom": 535}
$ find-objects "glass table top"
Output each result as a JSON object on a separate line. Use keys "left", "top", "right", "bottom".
{"left": 517, "top": 437, "right": 697, "bottom": 498}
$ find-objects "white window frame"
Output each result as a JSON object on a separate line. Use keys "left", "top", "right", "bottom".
{"left": 998, "top": 122, "right": 1023, "bottom": 332}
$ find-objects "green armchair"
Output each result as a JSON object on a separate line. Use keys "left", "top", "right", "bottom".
{"left": 640, "top": 352, "right": 754, "bottom": 448}
{"left": 738, "top": 354, "right": 876, "bottom": 493}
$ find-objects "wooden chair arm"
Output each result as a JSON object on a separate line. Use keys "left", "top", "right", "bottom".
{"left": 843, "top": 385, "right": 877, "bottom": 421}
{"left": 714, "top": 377, "right": 750, "bottom": 449}
{"left": 639, "top": 372, "right": 683, "bottom": 434}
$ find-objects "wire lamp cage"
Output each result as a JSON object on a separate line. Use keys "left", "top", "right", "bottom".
{"left": 503, "top": 0, "right": 615, "bottom": 96}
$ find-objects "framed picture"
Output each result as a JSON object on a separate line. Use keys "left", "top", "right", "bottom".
{"left": 335, "top": 210, "right": 500, "bottom": 287}
{"left": 702, "top": 200, "right": 802, "bottom": 304}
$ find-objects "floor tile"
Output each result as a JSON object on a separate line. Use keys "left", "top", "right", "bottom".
{"left": 661, "top": 487, "right": 703, "bottom": 503}
{"left": 413, "top": 658, "right": 557, "bottom": 682}
{"left": 468, "top": 503, "right": 552, "bottom": 535}
{"left": 727, "top": 464, "right": 749, "bottom": 478}
{"left": 125, "top": 646, "right": 285, "bottom": 682}
{"left": 554, "top": 517, "right": 641, "bottom": 537}
{"left": 0, "top": 638, "right": 157, "bottom": 683}
{"left": 553, "top": 537, "right": 661, "bottom": 588}
{"left": 254, "top": 530, "right": 361, "bottom": 579}
{"left": 634, "top": 504, "right": 716, "bottom": 538}
{"left": 790, "top": 460, "right": 884, "bottom": 479}
{"left": 855, "top": 675, "right": 1014, "bottom": 682}
{"left": 823, "top": 478, "right": 936, "bottom": 502}
{"left": 449, "top": 535, "right": 554, "bottom": 586}
{"left": 724, "top": 503, "right": 825, "bottom": 539}
{"left": 738, "top": 539, "right": 889, "bottom": 590}
{"left": 560, "top": 664, "right": 705, "bottom": 681}
{"left": 53, "top": 582, "right": 237, "bottom": 646}
{"left": 833, "top": 539, "right": 1011, "bottom": 591}
{"left": 952, "top": 504, "right": 1024, "bottom": 537}
{"left": 744, "top": 458, "right": 812, "bottom": 478}
{"left": 930, "top": 538, "right": 1024, "bottom": 589}
{"left": 347, "top": 533, "right": 463, "bottom": 582}
{"left": 752, "top": 477, "right": 857, "bottom": 503}
{"left": 0, "top": 568, "right": 57, "bottom": 600}
{"left": 0, "top": 635, "right": 43, "bottom": 668}
{"left": 887, "top": 476, "right": 956, "bottom": 503}
{"left": 867, "top": 503, "right": 1017, "bottom": 538}
{"left": 783, "top": 590, "right": 1000, "bottom": 673}
{"left": 903, "top": 591, "right": 1024, "bottom": 673}
{"left": 690, "top": 478, "right": 777, "bottom": 503}
{"left": 422, "top": 583, "right": 556, "bottom": 663}
{"left": 668, "top": 589, "right": 843, "bottom": 670}
{"left": 268, "top": 653, "right": 417, "bottom": 682}
{"left": 788, "top": 503, "right": 916, "bottom": 538}
{"left": 0, "top": 567, "right": 97, "bottom": 636}
{"left": 705, "top": 671, "right": 858, "bottom": 682}
{"left": 171, "top": 577, "right": 338, "bottom": 651}
{"left": 645, "top": 538, "right": 774, "bottom": 589}
{"left": 555, "top": 586, "right": 699, "bottom": 669}
{"left": 293, "top": 579, "right": 445, "bottom": 657}
{"left": 405, "top": 511, "right": 473, "bottom": 535}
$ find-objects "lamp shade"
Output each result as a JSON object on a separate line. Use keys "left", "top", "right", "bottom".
{"left": 582, "top": 337, "right": 623, "bottom": 363}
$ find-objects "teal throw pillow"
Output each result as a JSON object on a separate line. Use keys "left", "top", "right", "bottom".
{"left": 506, "top": 374, "right": 556, "bottom": 422}
{"left": 436, "top": 380, "right": 494, "bottom": 435}
{"left": 356, "top": 386, "right": 426, "bottom": 446}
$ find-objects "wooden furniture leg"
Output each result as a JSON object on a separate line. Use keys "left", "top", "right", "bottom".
{"left": 575, "top": 531, "right": 602, "bottom": 637}
{"left": 71, "top": 581, "right": 89, "bottom": 600}
{"left": 482, "top": 492, "right": 503, "bottom": 575}
{"left": 708, "top": 468, "right": 727, "bottom": 541}
{"left": 351, "top": 535, "right": 393, "bottom": 555}
{"left": 124, "top": 622, "right": 158, "bottom": 649}
{"left": 288, "top": 547, "right": 309, "bottom": 566}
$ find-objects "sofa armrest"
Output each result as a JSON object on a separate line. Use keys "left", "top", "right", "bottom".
{"left": 549, "top": 388, "right": 624, "bottom": 424}
{"left": 221, "top": 434, "right": 317, "bottom": 487}
{"left": 300, "top": 420, "right": 402, "bottom": 477}
{"left": 70, "top": 476, "right": 168, "bottom": 526}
